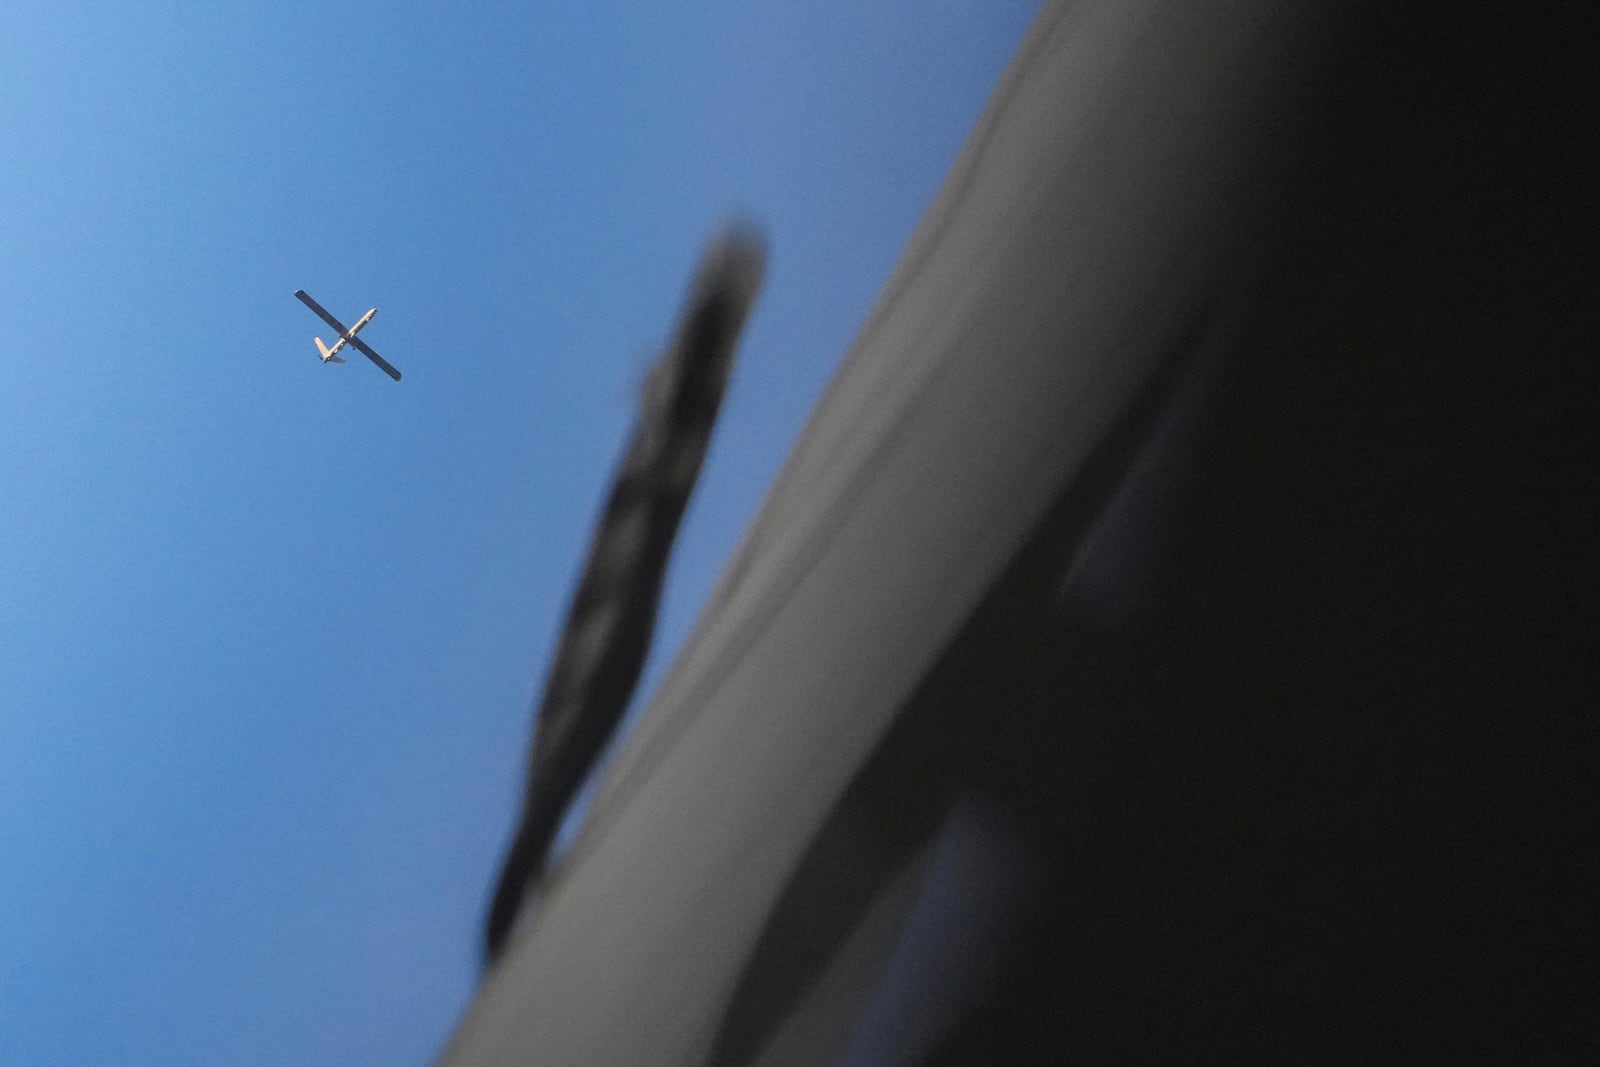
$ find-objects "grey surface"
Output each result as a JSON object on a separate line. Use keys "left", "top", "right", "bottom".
{"left": 437, "top": 1, "right": 1354, "bottom": 1062}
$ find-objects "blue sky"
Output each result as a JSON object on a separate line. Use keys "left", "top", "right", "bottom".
{"left": 0, "top": 2, "right": 1038, "bottom": 1061}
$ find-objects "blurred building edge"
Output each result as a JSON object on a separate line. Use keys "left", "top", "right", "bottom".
{"left": 484, "top": 224, "right": 766, "bottom": 966}
{"left": 442, "top": 1, "right": 1597, "bottom": 1064}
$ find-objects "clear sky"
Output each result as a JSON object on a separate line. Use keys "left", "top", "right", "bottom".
{"left": 0, "top": 3, "right": 1039, "bottom": 1062}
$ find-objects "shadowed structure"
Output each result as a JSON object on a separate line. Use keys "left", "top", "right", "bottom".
{"left": 448, "top": 1, "right": 1595, "bottom": 1061}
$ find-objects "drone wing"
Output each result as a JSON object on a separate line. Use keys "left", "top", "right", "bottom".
{"left": 294, "top": 289, "right": 350, "bottom": 336}
{"left": 346, "top": 333, "right": 403, "bottom": 382}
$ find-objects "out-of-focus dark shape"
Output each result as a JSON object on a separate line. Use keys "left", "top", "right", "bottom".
{"left": 484, "top": 229, "right": 766, "bottom": 964}
{"left": 446, "top": 1, "right": 1596, "bottom": 1062}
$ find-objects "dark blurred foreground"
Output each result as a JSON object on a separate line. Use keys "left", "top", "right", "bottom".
{"left": 447, "top": 3, "right": 1596, "bottom": 1062}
